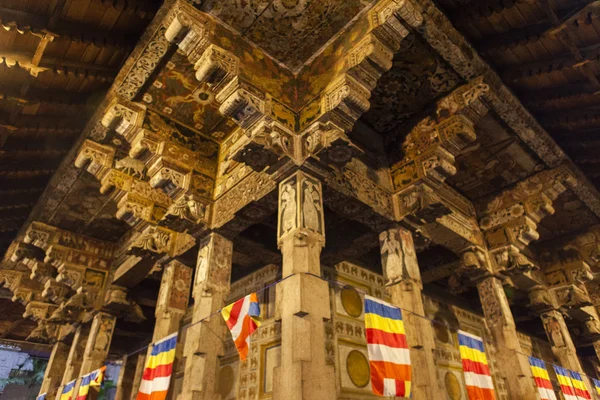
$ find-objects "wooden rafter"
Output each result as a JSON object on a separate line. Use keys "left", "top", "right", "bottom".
{"left": 0, "top": 7, "right": 140, "bottom": 50}
{"left": 502, "top": 43, "right": 600, "bottom": 82}
{"left": 0, "top": 51, "right": 118, "bottom": 79}
{"left": 0, "top": 85, "right": 91, "bottom": 107}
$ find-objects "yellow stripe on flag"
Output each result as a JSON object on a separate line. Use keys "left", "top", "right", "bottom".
{"left": 365, "top": 313, "right": 405, "bottom": 334}
{"left": 531, "top": 366, "right": 550, "bottom": 380}
{"left": 145, "top": 348, "right": 176, "bottom": 370}
{"left": 459, "top": 345, "right": 489, "bottom": 366}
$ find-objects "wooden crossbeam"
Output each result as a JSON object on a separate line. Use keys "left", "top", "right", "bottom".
{"left": 0, "top": 112, "right": 86, "bottom": 130}
{"left": 0, "top": 7, "right": 138, "bottom": 50}
{"left": 502, "top": 43, "right": 600, "bottom": 82}
{"left": 476, "top": 22, "right": 553, "bottom": 54}
{"left": 0, "top": 84, "right": 91, "bottom": 107}
{"left": 0, "top": 51, "right": 118, "bottom": 79}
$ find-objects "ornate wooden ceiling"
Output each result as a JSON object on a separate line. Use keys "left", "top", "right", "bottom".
{"left": 0, "top": 0, "right": 162, "bottom": 264}
{"left": 434, "top": 0, "right": 600, "bottom": 190}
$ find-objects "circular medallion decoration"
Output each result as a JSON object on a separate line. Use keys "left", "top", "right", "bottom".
{"left": 347, "top": 350, "right": 370, "bottom": 388}
{"left": 217, "top": 365, "right": 234, "bottom": 397}
{"left": 341, "top": 287, "right": 363, "bottom": 317}
{"left": 444, "top": 371, "right": 462, "bottom": 400}
{"left": 434, "top": 320, "right": 450, "bottom": 344}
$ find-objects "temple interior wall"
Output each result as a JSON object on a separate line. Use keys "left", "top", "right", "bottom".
{"left": 167, "top": 262, "right": 558, "bottom": 400}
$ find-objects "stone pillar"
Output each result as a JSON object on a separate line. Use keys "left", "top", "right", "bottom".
{"left": 178, "top": 234, "right": 232, "bottom": 400}
{"left": 541, "top": 310, "right": 584, "bottom": 371}
{"left": 153, "top": 260, "right": 193, "bottom": 341}
{"left": 129, "top": 260, "right": 192, "bottom": 400}
{"left": 38, "top": 341, "right": 69, "bottom": 399}
{"left": 58, "top": 325, "right": 89, "bottom": 395}
{"left": 73, "top": 312, "right": 116, "bottom": 397}
{"left": 379, "top": 227, "right": 444, "bottom": 399}
{"left": 477, "top": 276, "right": 537, "bottom": 399}
{"left": 273, "top": 171, "right": 335, "bottom": 400}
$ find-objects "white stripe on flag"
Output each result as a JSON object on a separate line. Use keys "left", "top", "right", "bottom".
{"left": 367, "top": 343, "right": 410, "bottom": 365}
{"left": 538, "top": 387, "right": 557, "bottom": 400}
{"left": 563, "top": 395, "right": 578, "bottom": 400}
{"left": 138, "top": 376, "right": 171, "bottom": 394}
{"left": 229, "top": 296, "right": 250, "bottom": 341}
{"left": 463, "top": 371, "right": 494, "bottom": 390}
{"left": 383, "top": 378, "right": 397, "bottom": 396}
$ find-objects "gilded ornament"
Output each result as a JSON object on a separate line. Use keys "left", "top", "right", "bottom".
{"left": 340, "top": 287, "right": 363, "bottom": 318}
{"left": 444, "top": 371, "right": 462, "bottom": 400}
{"left": 346, "top": 350, "right": 370, "bottom": 388}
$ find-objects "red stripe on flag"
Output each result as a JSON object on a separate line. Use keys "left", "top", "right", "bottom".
{"left": 225, "top": 299, "right": 245, "bottom": 330}
{"left": 142, "top": 363, "right": 173, "bottom": 381}
{"left": 574, "top": 387, "right": 592, "bottom": 399}
{"left": 534, "top": 376, "right": 553, "bottom": 390}
{"left": 461, "top": 358, "right": 492, "bottom": 376}
{"left": 395, "top": 379, "right": 408, "bottom": 398}
{"left": 365, "top": 328, "right": 408, "bottom": 349}
{"left": 560, "top": 384, "right": 576, "bottom": 396}
{"left": 466, "top": 386, "right": 496, "bottom": 400}
{"left": 233, "top": 316, "right": 258, "bottom": 361}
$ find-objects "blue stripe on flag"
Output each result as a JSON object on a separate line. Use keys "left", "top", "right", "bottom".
{"left": 364, "top": 298, "right": 402, "bottom": 320}
{"left": 248, "top": 300, "right": 260, "bottom": 318}
{"left": 457, "top": 332, "right": 485, "bottom": 353}
{"left": 151, "top": 334, "right": 177, "bottom": 356}
{"left": 593, "top": 378, "right": 600, "bottom": 388}
{"left": 529, "top": 356, "right": 545, "bottom": 369}
{"left": 570, "top": 370, "right": 584, "bottom": 381}
{"left": 80, "top": 374, "right": 92, "bottom": 386}
{"left": 554, "top": 365, "right": 569, "bottom": 377}
{"left": 62, "top": 380, "right": 76, "bottom": 393}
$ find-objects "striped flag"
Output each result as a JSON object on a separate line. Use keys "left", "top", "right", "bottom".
{"left": 528, "top": 356, "right": 557, "bottom": 400}
{"left": 569, "top": 370, "right": 592, "bottom": 400}
{"left": 60, "top": 380, "right": 76, "bottom": 400}
{"left": 364, "top": 295, "right": 411, "bottom": 397}
{"left": 36, "top": 394, "right": 46, "bottom": 400}
{"left": 592, "top": 378, "right": 600, "bottom": 397}
{"left": 221, "top": 292, "right": 261, "bottom": 361}
{"left": 553, "top": 366, "right": 578, "bottom": 400}
{"left": 77, "top": 366, "right": 106, "bottom": 400}
{"left": 457, "top": 330, "right": 496, "bottom": 400}
{"left": 136, "top": 333, "right": 177, "bottom": 400}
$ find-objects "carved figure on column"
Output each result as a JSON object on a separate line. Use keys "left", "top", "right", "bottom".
{"left": 279, "top": 182, "right": 296, "bottom": 236}
{"left": 542, "top": 313, "right": 566, "bottom": 348}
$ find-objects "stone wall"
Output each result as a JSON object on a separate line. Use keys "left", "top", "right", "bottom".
{"left": 172, "top": 261, "right": 558, "bottom": 399}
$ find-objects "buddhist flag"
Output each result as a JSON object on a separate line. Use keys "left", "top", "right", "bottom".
{"left": 553, "top": 366, "right": 578, "bottom": 400}
{"left": 77, "top": 366, "right": 106, "bottom": 400}
{"left": 457, "top": 330, "right": 496, "bottom": 400}
{"left": 137, "top": 333, "right": 177, "bottom": 400}
{"left": 569, "top": 370, "right": 592, "bottom": 400}
{"left": 528, "top": 356, "right": 557, "bottom": 400}
{"left": 592, "top": 378, "right": 600, "bottom": 396}
{"left": 221, "top": 292, "right": 261, "bottom": 361}
{"left": 36, "top": 394, "right": 46, "bottom": 400}
{"left": 364, "top": 295, "right": 411, "bottom": 397}
{"left": 60, "top": 380, "right": 76, "bottom": 400}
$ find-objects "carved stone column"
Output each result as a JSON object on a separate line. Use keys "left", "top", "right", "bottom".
{"left": 273, "top": 171, "right": 335, "bottom": 400}
{"left": 477, "top": 276, "right": 537, "bottom": 399}
{"left": 379, "top": 227, "right": 444, "bottom": 399}
{"left": 73, "top": 312, "right": 116, "bottom": 397}
{"left": 541, "top": 310, "right": 584, "bottom": 371}
{"left": 178, "top": 233, "right": 232, "bottom": 400}
{"left": 58, "top": 325, "right": 89, "bottom": 395}
{"left": 38, "top": 341, "right": 69, "bottom": 400}
{"left": 154, "top": 260, "right": 192, "bottom": 341}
